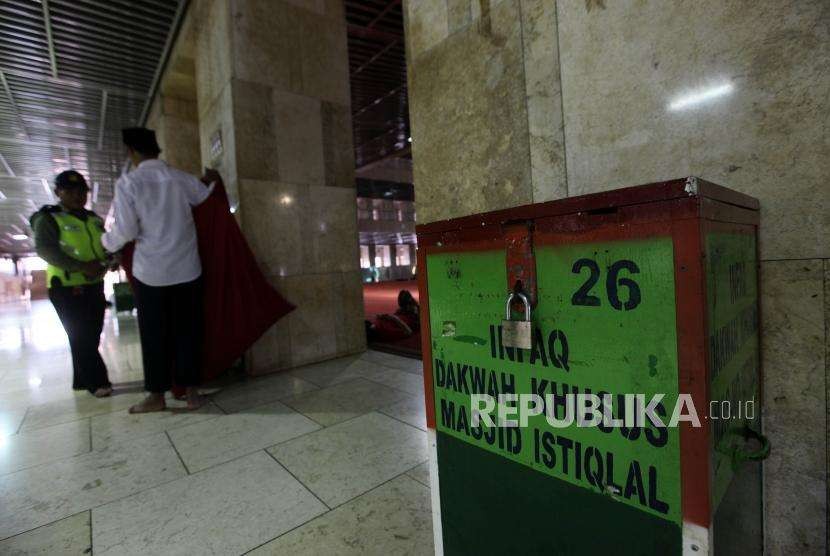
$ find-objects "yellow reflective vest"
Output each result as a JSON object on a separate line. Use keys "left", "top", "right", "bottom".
{"left": 45, "top": 210, "right": 106, "bottom": 287}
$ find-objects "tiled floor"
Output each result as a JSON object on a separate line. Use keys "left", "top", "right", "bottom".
{"left": 0, "top": 300, "right": 433, "bottom": 555}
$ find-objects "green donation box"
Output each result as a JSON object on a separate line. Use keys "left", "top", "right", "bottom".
{"left": 415, "top": 178, "right": 767, "bottom": 555}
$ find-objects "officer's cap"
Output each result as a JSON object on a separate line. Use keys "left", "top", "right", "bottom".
{"left": 54, "top": 170, "right": 89, "bottom": 191}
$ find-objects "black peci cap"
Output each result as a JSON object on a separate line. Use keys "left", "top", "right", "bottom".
{"left": 122, "top": 127, "right": 161, "bottom": 155}
{"left": 54, "top": 170, "right": 89, "bottom": 191}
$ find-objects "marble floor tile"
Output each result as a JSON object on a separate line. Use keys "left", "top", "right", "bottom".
{"left": 0, "top": 432, "right": 185, "bottom": 539}
{"left": 0, "top": 383, "right": 80, "bottom": 413}
{"left": 360, "top": 349, "right": 400, "bottom": 365}
{"left": 249, "top": 475, "right": 433, "bottom": 556}
{"left": 288, "top": 354, "right": 371, "bottom": 387}
{"left": 210, "top": 372, "right": 320, "bottom": 413}
{"left": 281, "top": 377, "right": 409, "bottom": 426}
{"left": 0, "top": 365, "right": 74, "bottom": 394}
{"left": 91, "top": 451, "right": 328, "bottom": 556}
{"left": 362, "top": 350, "right": 424, "bottom": 375}
{"left": 104, "top": 363, "right": 143, "bottom": 385}
{"left": 0, "top": 301, "right": 438, "bottom": 554}
{"left": 396, "top": 359, "right": 425, "bottom": 376}
{"left": 323, "top": 354, "right": 426, "bottom": 395}
{"left": 0, "top": 408, "right": 27, "bottom": 437}
{"left": 379, "top": 395, "right": 428, "bottom": 431}
{"left": 269, "top": 412, "right": 427, "bottom": 507}
{"left": 0, "top": 352, "right": 70, "bottom": 371}
{"left": 0, "top": 511, "right": 91, "bottom": 555}
{"left": 19, "top": 391, "right": 147, "bottom": 433}
{"left": 0, "top": 419, "right": 90, "bottom": 476}
{"left": 369, "top": 367, "right": 425, "bottom": 396}
{"left": 405, "top": 462, "right": 431, "bottom": 488}
{"left": 167, "top": 400, "right": 320, "bottom": 473}
{"left": 90, "top": 402, "right": 223, "bottom": 450}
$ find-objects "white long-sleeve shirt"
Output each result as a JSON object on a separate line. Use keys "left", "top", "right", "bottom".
{"left": 102, "top": 159, "right": 213, "bottom": 287}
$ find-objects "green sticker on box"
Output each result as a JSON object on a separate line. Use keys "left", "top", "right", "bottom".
{"left": 706, "top": 232, "right": 760, "bottom": 508}
{"left": 426, "top": 237, "right": 681, "bottom": 524}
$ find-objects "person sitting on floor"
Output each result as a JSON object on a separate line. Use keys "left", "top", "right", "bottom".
{"left": 366, "top": 289, "right": 420, "bottom": 342}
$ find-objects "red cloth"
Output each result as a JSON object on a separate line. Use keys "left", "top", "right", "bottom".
{"left": 371, "top": 314, "right": 411, "bottom": 342}
{"left": 370, "top": 309, "right": 419, "bottom": 342}
{"left": 120, "top": 177, "right": 295, "bottom": 386}
{"left": 394, "top": 309, "right": 420, "bottom": 332}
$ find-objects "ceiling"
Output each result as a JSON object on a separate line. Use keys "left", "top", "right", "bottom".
{"left": 0, "top": 0, "right": 410, "bottom": 257}
{"left": 0, "top": 0, "right": 184, "bottom": 256}
{"left": 344, "top": 0, "right": 411, "bottom": 173}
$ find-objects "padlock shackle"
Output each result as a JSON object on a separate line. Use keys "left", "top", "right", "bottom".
{"left": 505, "top": 292, "right": 531, "bottom": 320}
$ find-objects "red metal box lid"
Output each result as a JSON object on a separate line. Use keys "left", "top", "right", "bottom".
{"left": 416, "top": 177, "right": 759, "bottom": 235}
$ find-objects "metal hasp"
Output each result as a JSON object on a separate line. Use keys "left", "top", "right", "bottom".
{"left": 504, "top": 222, "right": 537, "bottom": 311}
{"left": 501, "top": 292, "right": 532, "bottom": 349}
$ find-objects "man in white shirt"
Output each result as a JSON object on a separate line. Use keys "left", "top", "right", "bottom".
{"left": 102, "top": 127, "right": 213, "bottom": 413}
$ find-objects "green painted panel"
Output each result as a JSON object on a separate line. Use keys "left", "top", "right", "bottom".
{"left": 426, "top": 238, "right": 682, "bottom": 530}
{"left": 705, "top": 232, "right": 760, "bottom": 508}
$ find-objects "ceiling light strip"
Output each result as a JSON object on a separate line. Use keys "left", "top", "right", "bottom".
{"left": 0, "top": 66, "right": 146, "bottom": 99}
{"left": 0, "top": 152, "right": 15, "bottom": 176}
{"left": 40, "top": 0, "right": 59, "bottom": 79}
{"left": 97, "top": 89, "right": 108, "bottom": 150}
{"left": 41, "top": 177, "right": 54, "bottom": 202}
{"left": 0, "top": 71, "right": 30, "bottom": 141}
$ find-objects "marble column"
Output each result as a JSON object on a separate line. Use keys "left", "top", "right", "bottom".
{"left": 145, "top": 22, "right": 201, "bottom": 176}
{"left": 145, "top": 95, "right": 200, "bottom": 176}
{"left": 405, "top": 0, "right": 829, "bottom": 551}
{"left": 404, "top": 0, "right": 566, "bottom": 224}
{"left": 409, "top": 244, "right": 417, "bottom": 274}
{"left": 367, "top": 244, "right": 377, "bottom": 274}
{"left": 192, "top": 0, "right": 365, "bottom": 372}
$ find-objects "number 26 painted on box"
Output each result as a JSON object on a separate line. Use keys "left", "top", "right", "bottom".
{"left": 571, "top": 258, "right": 642, "bottom": 311}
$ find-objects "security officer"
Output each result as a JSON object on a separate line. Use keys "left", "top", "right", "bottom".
{"left": 31, "top": 170, "right": 112, "bottom": 397}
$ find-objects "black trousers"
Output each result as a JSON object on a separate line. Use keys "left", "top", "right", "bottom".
{"left": 133, "top": 277, "right": 203, "bottom": 393}
{"left": 49, "top": 282, "right": 111, "bottom": 393}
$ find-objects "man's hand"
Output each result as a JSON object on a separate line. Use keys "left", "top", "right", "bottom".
{"left": 105, "top": 252, "right": 122, "bottom": 272}
{"left": 201, "top": 168, "right": 222, "bottom": 187}
{"left": 80, "top": 260, "right": 104, "bottom": 279}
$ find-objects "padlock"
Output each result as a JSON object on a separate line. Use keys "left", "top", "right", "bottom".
{"left": 501, "top": 292, "right": 532, "bottom": 350}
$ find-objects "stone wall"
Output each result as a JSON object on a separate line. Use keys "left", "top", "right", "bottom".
{"left": 146, "top": 14, "right": 201, "bottom": 176}
{"left": 406, "top": 0, "right": 567, "bottom": 223}
{"left": 405, "top": 0, "right": 829, "bottom": 552}
{"left": 146, "top": 95, "right": 200, "bottom": 176}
